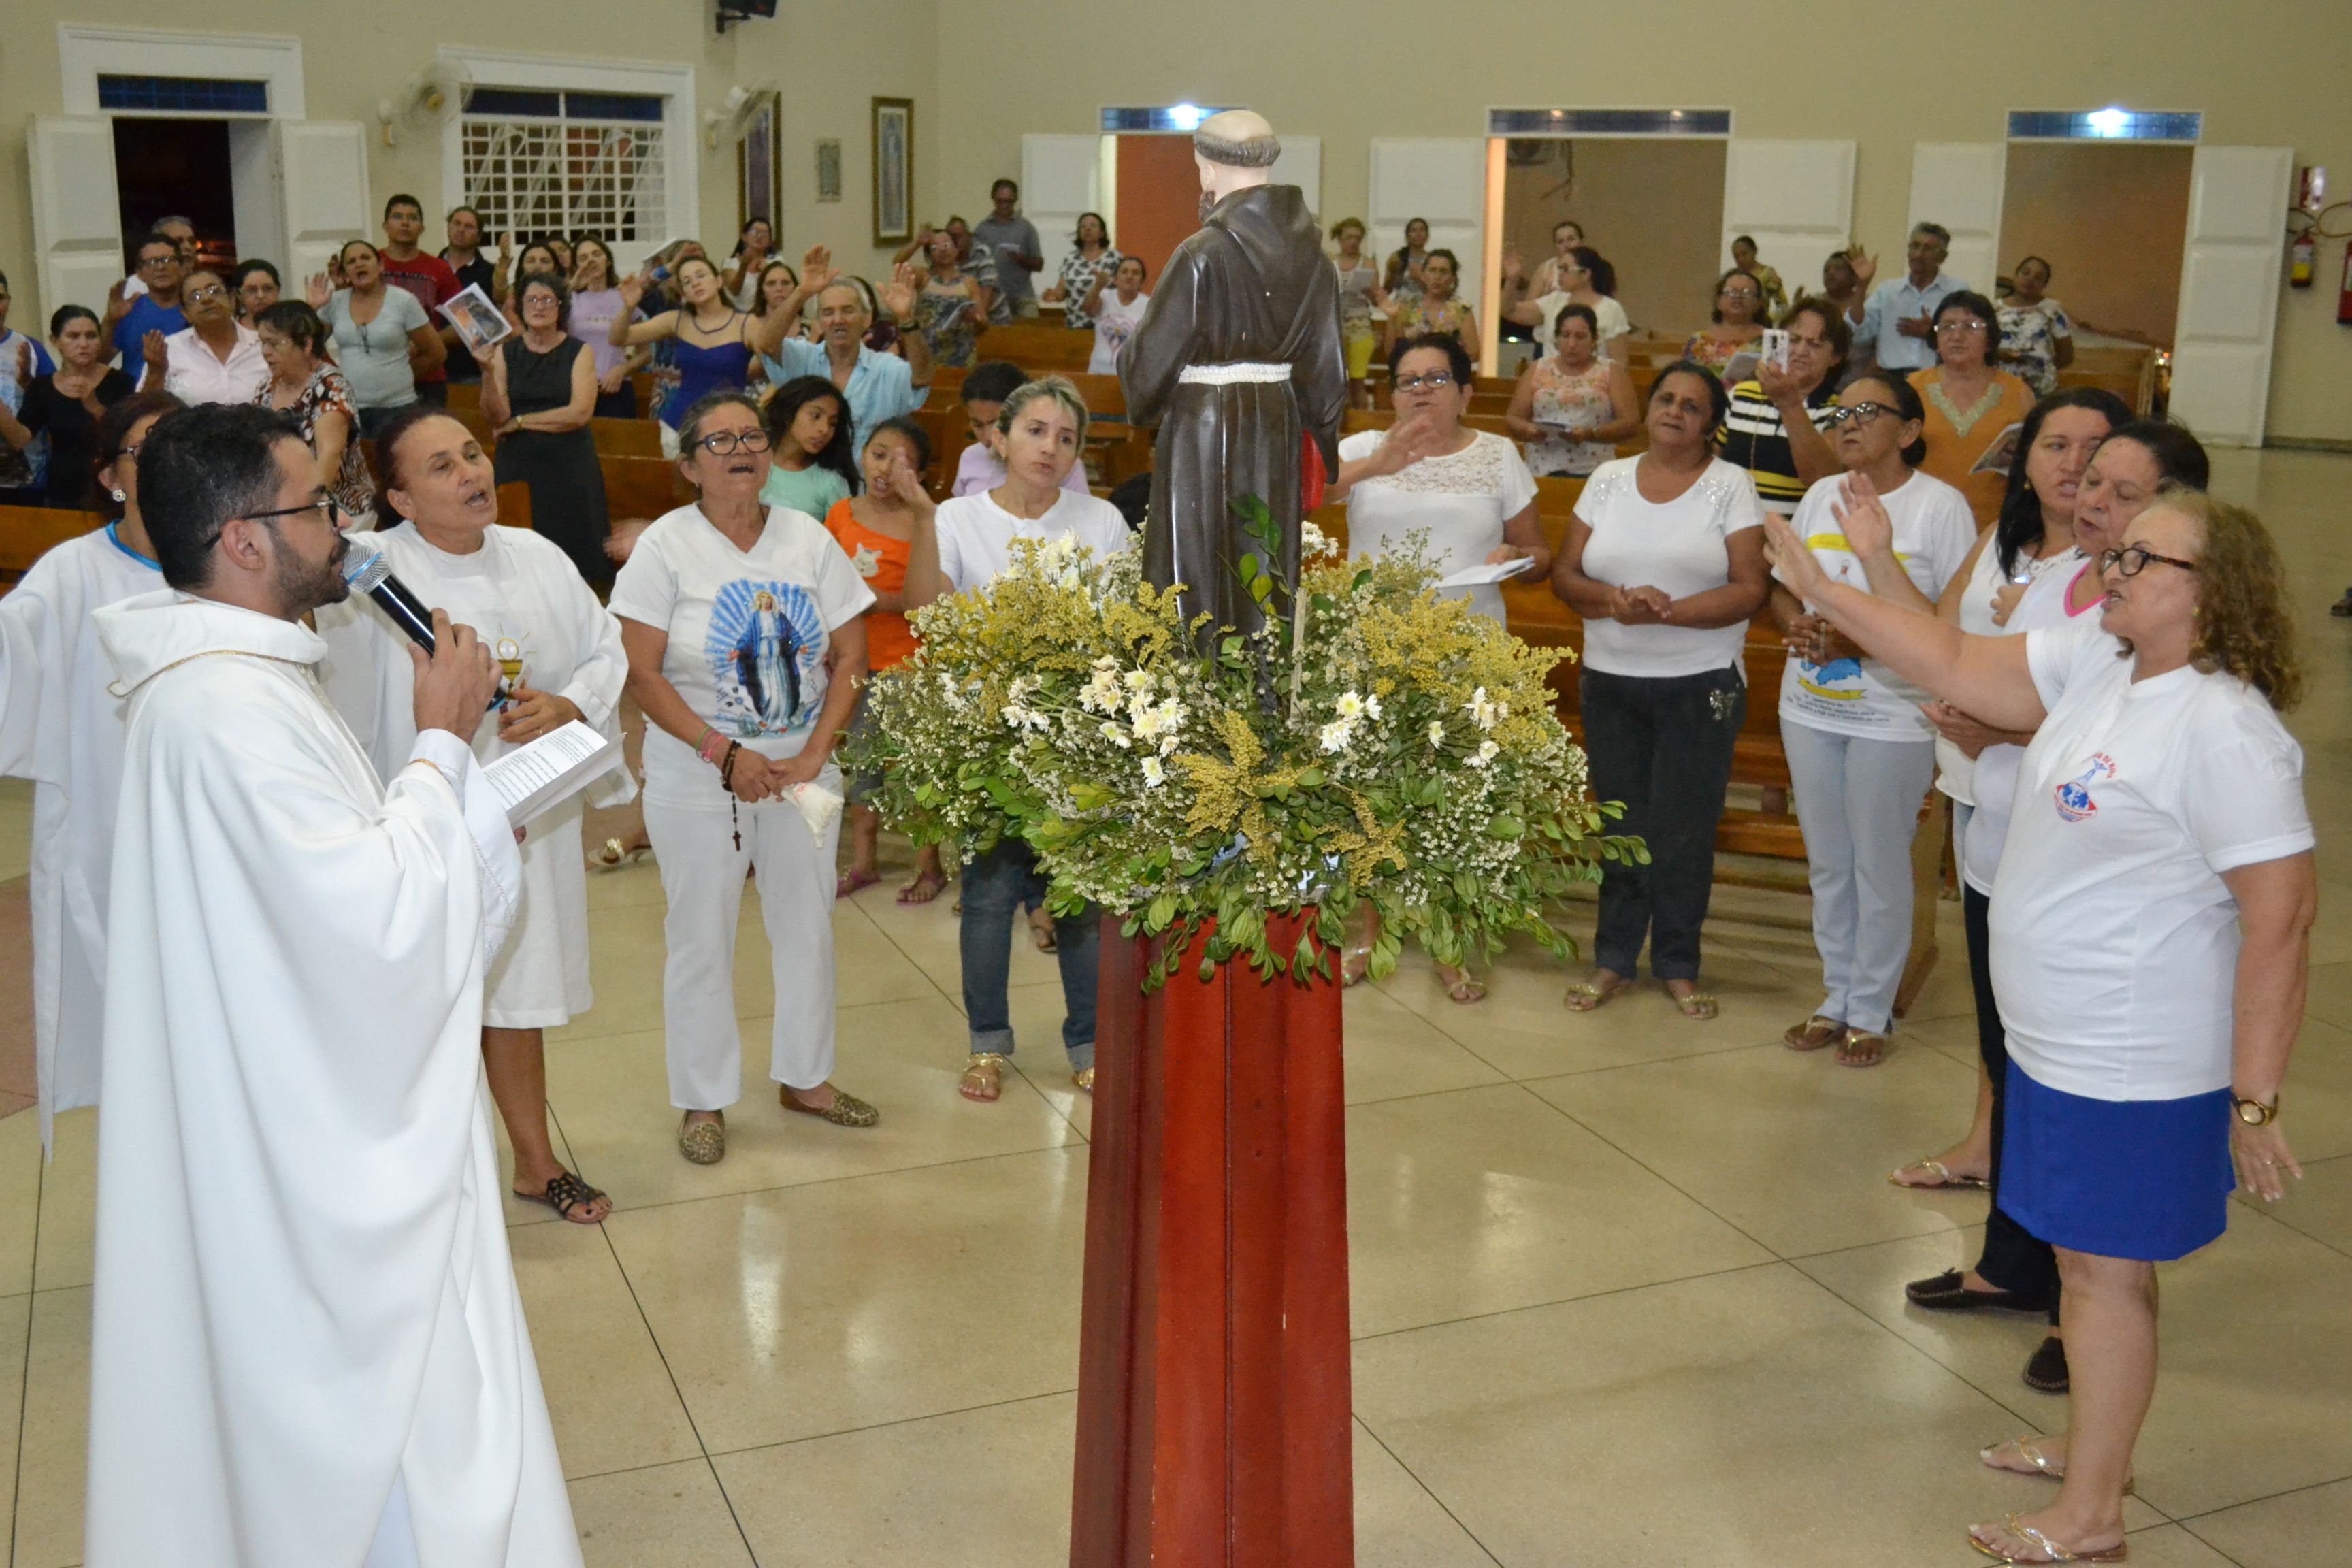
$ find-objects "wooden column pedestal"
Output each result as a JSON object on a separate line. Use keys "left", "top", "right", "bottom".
{"left": 1069, "top": 913, "right": 1353, "bottom": 1568}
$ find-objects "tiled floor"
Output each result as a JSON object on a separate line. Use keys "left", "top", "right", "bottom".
{"left": 5, "top": 450, "right": 2350, "bottom": 1565}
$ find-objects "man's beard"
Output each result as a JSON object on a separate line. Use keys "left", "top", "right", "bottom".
{"left": 272, "top": 531, "right": 351, "bottom": 617}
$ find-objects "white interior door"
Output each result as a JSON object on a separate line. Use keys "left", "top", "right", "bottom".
{"left": 1908, "top": 143, "right": 2005, "bottom": 295}
{"left": 1020, "top": 133, "right": 1104, "bottom": 272}
{"left": 1271, "top": 135, "right": 1322, "bottom": 222}
{"left": 27, "top": 117, "right": 124, "bottom": 322}
{"left": 1722, "top": 140, "right": 1855, "bottom": 306}
{"left": 276, "top": 121, "right": 370, "bottom": 291}
{"left": 2170, "top": 146, "right": 2293, "bottom": 447}
{"left": 1369, "top": 138, "right": 1484, "bottom": 282}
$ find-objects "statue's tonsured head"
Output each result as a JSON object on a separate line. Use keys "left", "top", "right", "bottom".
{"left": 1192, "top": 110, "right": 1281, "bottom": 170}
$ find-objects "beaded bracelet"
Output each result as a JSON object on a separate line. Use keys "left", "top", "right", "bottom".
{"left": 696, "top": 725, "right": 730, "bottom": 766}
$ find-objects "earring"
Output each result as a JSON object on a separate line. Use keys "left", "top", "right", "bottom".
{"left": 111, "top": 488, "right": 127, "bottom": 503}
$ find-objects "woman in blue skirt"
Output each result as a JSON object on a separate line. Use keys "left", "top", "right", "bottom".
{"left": 1763, "top": 483, "right": 2314, "bottom": 1565}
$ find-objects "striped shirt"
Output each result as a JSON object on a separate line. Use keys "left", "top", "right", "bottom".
{"left": 1716, "top": 381, "right": 1838, "bottom": 514}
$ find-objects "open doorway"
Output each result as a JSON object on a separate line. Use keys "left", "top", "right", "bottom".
{"left": 1998, "top": 143, "right": 2193, "bottom": 348}
{"left": 111, "top": 117, "right": 238, "bottom": 272}
{"left": 1497, "top": 137, "right": 1726, "bottom": 372}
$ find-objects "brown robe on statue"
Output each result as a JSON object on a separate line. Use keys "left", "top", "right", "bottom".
{"left": 1119, "top": 184, "right": 1347, "bottom": 646}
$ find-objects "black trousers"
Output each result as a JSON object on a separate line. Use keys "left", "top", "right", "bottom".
{"left": 1967, "top": 884, "right": 2061, "bottom": 1319}
{"left": 1580, "top": 665, "right": 1744, "bottom": 981}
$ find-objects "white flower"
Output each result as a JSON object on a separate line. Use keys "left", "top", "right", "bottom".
{"left": 1079, "top": 666, "right": 1122, "bottom": 713}
{"left": 1300, "top": 519, "right": 1337, "bottom": 560}
{"left": 1334, "top": 691, "right": 1366, "bottom": 721}
{"left": 1466, "top": 687, "right": 1501, "bottom": 731}
{"left": 1364, "top": 693, "right": 1384, "bottom": 721}
{"left": 1427, "top": 721, "right": 1446, "bottom": 747}
{"left": 1121, "top": 668, "right": 1156, "bottom": 695}
{"left": 1099, "top": 721, "right": 1132, "bottom": 749}
{"left": 1469, "top": 739, "right": 1501, "bottom": 769}
{"left": 939, "top": 673, "right": 970, "bottom": 712}
{"left": 1140, "top": 756, "right": 1166, "bottom": 789}
{"left": 1319, "top": 717, "right": 1357, "bottom": 754}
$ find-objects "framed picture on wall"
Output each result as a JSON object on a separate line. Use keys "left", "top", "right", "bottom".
{"left": 815, "top": 138, "right": 843, "bottom": 203}
{"left": 872, "top": 97, "right": 913, "bottom": 246}
{"left": 738, "top": 90, "right": 781, "bottom": 233}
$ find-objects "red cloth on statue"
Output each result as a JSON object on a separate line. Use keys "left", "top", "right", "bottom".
{"left": 1300, "top": 430, "right": 1326, "bottom": 515}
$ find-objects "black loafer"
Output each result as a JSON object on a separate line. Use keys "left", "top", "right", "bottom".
{"left": 2023, "top": 1335, "right": 2069, "bottom": 1393}
{"left": 1903, "top": 1269, "right": 2051, "bottom": 1313}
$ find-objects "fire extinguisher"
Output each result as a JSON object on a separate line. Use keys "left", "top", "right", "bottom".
{"left": 2289, "top": 231, "right": 2315, "bottom": 287}
{"left": 2340, "top": 242, "right": 2352, "bottom": 325}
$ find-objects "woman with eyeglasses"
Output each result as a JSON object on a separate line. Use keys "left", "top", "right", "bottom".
{"left": 478, "top": 270, "right": 612, "bottom": 588}
{"left": 1550, "top": 362, "right": 1767, "bottom": 1019}
{"left": 316, "top": 403, "right": 631, "bottom": 1226}
{"left": 137, "top": 267, "right": 269, "bottom": 406}
{"left": 1681, "top": 268, "right": 1769, "bottom": 385}
{"left": 308, "top": 239, "right": 444, "bottom": 439}
{"left": 609, "top": 391, "right": 881, "bottom": 1164}
{"left": 1381, "top": 250, "right": 1479, "bottom": 373}
{"left": 253, "top": 300, "right": 376, "bottom": 529}
{"left": 1503, "top": 246, "right": 1631, "bottom": 365}
{"left": 0, "top": 306, "right": 136, "bottom": 510}
{"left": 231, "top": 259, "right": 280, "bottom": 324}
{"left": 1770, "top": 374, "right": 1977, "bottom": 1068}
{"left": 1763, "top": 484, "right": 2310, "bottom": 1568}
{"left": 0, "top": 389, "right": 179, "bottom": 1137}
{"left": 1333, "top": 334, "right": 1548, "bottom": 1005}
{"left": 1910, "top": 290, "right": 2036, "bottom": 527}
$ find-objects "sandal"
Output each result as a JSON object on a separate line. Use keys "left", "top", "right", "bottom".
{"left": 898, "top": 868, "right": 949, "bottom": 904}
{"left": 1564, "top": 970, "right": 1633, "bottom": 1013}
{"left": 960, "top": 1052, "right": 1007, "bottom": 1103}
{"left": 1889, "top": 1157, "right": 1989, "bottom": 1192}
{"left": 1663, "top": 981, "right": 1717, "bottom": 1021}
{"left": 513, "top": 1169, "right": 610, "bottom": 1224}
{"left": 590, "top": 836, "right": 651, "bottom": 872}
{"left": 1072, "top": 1067, "right": 1095, "bottom": 1092}
{"left": 836, "top": 868, "right": 881, "bottom": 900}
{"left": 1967, "top": 1514, "right": 2128, "bottom": 1563}
{"left": 1837, "top": 1028, "right": 1890, "bottom": 1067}
{"left": 677, "top": 1112, "right": 725, "bottom": 1165}
{"left": 1782, "top": 1014, "right": 1845, "bottom": 1052}
{"left": 1980, "top": 1437, "right": 2134, "bottom": 1494}
{"left": 780, "top": 1083, "right": 881, "bottom": 1128}
{"left": 1437, "top": 964, "right": 1485, "bottom": 1004}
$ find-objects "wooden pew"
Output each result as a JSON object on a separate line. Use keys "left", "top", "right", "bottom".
{"left": 601, "top": 454, "right": 694, "bottom": 522}
{"left": 0, "top": 505, "right": 104, "bottom": 591}
{"left": 446, "top": 381, "right": 482, "bottom": 416}
{"left": 967, "top": 323, "right": 1094, "bottom": 375}
{"left": 589, "top": 419, "right": 663, "bottom": 457}
{"left": 495, "top": 480, "right": 533, "bottom": 531}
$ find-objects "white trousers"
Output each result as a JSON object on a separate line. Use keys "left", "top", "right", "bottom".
{"left": 1782, "top": 721, "right": 1936, "bottom": 1034}
{"left": 646, "top": 768, "right": 841, "bottom": 1111}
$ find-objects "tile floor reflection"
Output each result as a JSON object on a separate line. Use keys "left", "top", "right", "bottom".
{"left": 5, "top": 451, "right": 2349, "bottom": 1565}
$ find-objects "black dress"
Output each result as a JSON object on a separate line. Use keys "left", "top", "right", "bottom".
{"left": 493, "top": 336, "right": 611, "bottom": 586}
{"left": 13, "top": 370, "right": 135, "bottom": 510}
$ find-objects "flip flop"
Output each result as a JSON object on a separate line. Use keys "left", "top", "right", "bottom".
{"left": 1967, "top": 1514, "right": 2128, "bottom": 1563}
{"left": 836, "top": 868, "right": 881, "bottom": 901}
{"left": 1889, "top": 1158, "right": 1989, "bottom": 1192}
{"left": 898, "top": 868, "right": 949, "bottom": 904}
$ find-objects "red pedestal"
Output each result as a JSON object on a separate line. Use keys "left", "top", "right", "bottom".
{"left": 1069, "top": 913, "right": 1354, "bottom": 1568}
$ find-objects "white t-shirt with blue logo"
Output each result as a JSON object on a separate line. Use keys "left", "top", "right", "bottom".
{"left": 1989, "top": 621, "right": 2313, "bottom": 1102}
{"left": 1774, "top": 468, "right": 1976, "bottom": 740}
{"left": 610, "top": 502, "right": 874, "bottom": 808}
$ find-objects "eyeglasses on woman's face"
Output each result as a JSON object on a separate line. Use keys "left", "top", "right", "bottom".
{"left": 1394, "top": 372, "right": 1455, "bottom": 393}
{"left": 1826, "top": 402, "right": 1898, "bottom": 426}
{"left": 695, "top": 428, "right": 772, "bottom": 456}
{"left": 2100, "top": 545, "right": 2196, "bottom": 578}
{"left": 185, "top": 284, "right": 229, "bottom": 304}
{"left": 1936, "top": 316, "right": 1989, "bottom": 336}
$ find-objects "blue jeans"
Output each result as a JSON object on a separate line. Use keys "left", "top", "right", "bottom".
{"left": 960, "top": 840, "right": 1098, "bottom": 1070}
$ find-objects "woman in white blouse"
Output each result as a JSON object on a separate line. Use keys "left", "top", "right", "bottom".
{"left": 1769, "top": 373, "right": 1977, "bottom": 1067}
{"left": 1550, "top": 362, "right": 1768, "bottom": 1019}
{"left": 609, "top": 391, "right": 881, "bottom": 1165}
{"left": 1332, "top": 334, "right": 1549, "bottom": 629}
{"left": 1765, "top": 489, "right": 2313, "bottom": 1568}
{"left": 1331, "top": 334, "right": 1548, "bottom": 1004}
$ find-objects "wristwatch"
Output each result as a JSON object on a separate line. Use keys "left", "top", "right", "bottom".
{"left": 2233, "top": 1094, "right": 2280, "bottom": 1126}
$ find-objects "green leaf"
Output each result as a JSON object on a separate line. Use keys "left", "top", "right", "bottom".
{"left": 1487, "top": 815, "right": 1524, "bottom": 839}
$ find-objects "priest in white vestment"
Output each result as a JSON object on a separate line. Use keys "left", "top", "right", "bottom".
{"left": 86, "top": 403, "right": 581, "bottom": 1567}
{"left": 318, "top": 406, "right": 632, "bottom": 1224}
{"left": 0, "top": 390, "right": 178, "bottom": 1147}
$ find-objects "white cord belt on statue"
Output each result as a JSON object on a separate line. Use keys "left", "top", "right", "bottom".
{"left": 1176, "top": 361, "right": 1293, "bottom": 384}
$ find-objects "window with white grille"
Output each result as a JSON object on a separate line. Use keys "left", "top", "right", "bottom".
{"left": 459, "top": 88, "right": 666, "bottom": 242}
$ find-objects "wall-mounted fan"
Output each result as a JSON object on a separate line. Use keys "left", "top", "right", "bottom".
{"left": 378, "top": 61, "right": 472, "bottom": 149}
{"left": 704, "top": 80, "right": 778, "bottom": 150}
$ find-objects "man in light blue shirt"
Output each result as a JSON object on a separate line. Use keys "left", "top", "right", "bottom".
{"left": 1845, "top": 223, "right": 1967, "bottom": 374}
{"left": 762, "top": 268, "right": 932, "bottom": 456}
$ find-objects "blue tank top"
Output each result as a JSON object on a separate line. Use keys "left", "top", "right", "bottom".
{"left": 660, "top": 318, "right": 753, "bottom": 428}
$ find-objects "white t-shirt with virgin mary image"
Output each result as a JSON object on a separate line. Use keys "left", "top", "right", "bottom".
{"left": 609, "top": 501, "right": 874, "bottom": 809}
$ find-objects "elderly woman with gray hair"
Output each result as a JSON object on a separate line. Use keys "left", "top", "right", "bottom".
{"left": 1764, "top": 485, "right": 2314, "bottom": 1566}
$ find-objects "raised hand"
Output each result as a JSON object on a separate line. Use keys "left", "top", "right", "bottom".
{"left": 142, "top": 329, "right": 169, "bottom": 371}
{"left": 877, "top": 263, "right": 920, "bottom": 323}
{"left": 800, "top": 244, "right": 836, "bottom": 293}
{"left": 1762, "top": 514, "right": 1830, "bottom": 600}
{"left": 1500, "top": 246, "right": 1525, "bottom": 287}
{"left": 498, "top": 231, "right": 517, "bottom": 259}
{"left": 887, "top": 446, "right": 934, "bottom": 510}
{"left": 306, "top": 272, "right": 333, "bottom": 309}
{"left": 103, "top": 279, "right": 131, "bottom": 326}
{"left": 1845, "top": 246, "right": 1878, "bottom": 291}
{"left": 1379, "top": 411, "right": 1450, "bottom": 473}
{"left": 1831, "top": 472, "right": 1895, "bottom": 559}
{"left": 618, "top": 272, "right": 649, "bottom": 308}
{"left": 12, "top": 339, "right": 32, "bottom": 385}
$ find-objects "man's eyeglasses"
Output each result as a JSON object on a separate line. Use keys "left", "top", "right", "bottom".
{"left": 695, "top": 429, "right": 772, "bottom": 455}
{"left": 1826, "top": 402, "right": 1899, "bottom": 425}
{"left": 1394, "top": 372, "right": 1456, "bottom": 393}
{"left": 246, "top": 495, "right": 342, "bottom": 527}
{"left": 138, "top": 255, "right": 178, "bottom": 270}
{"left": 2100, "top": 545, "right": 2196, "bottom": 578}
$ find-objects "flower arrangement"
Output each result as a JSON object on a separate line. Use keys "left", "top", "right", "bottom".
{"left": 849, "top": 506, "right": 1640, "bottom": 986}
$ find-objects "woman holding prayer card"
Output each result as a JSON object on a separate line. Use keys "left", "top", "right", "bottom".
{"left": 318, "top": 404, "right": 632, "bottom": 1223}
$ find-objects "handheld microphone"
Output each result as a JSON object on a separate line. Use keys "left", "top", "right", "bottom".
{"left": 342, "top": 548, "right": 512, "bottom": 706}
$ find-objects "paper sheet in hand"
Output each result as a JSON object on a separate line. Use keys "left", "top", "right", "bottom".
{"left": 483, "top": 721, "right": 621, "bottom": 828}
{"left": 1437, "top": 557, "right": 1537, "bottom": 589}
